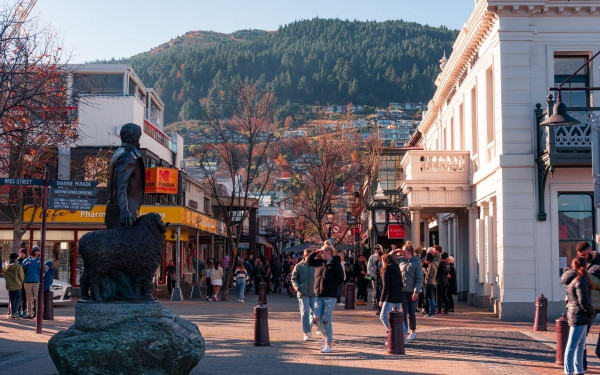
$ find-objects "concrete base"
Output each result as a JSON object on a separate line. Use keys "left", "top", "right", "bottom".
{"left": 472, "top": 294, "right": 490, "bottom": 308}
{"left": 496, "top": 300, "right": 566, "bottom": 322}
{"left": 467, "top": 293, "right": 475, "bottom": 306}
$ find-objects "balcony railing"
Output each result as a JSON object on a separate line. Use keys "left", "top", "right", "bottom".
{"left": 535, "top": 98, "right": 600, "bottom": 166}
{"left": 402, "top": 150, "right": 471, "bottom": 183}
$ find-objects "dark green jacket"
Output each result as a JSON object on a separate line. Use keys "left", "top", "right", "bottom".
{"left": 291, "top": 260, "right": 315, "bottom": 298}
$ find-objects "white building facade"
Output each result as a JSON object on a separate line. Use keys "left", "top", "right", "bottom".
{"left": 402, "top": 0, "right": 600, "bottom": 320}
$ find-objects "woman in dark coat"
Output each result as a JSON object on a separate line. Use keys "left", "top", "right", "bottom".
{"left": 378, "top": 254, "right": 404, "bottom": 333}
{"left": 561, "top": 257, "right": 594, "bottom": 375}
{"left": 447, "top": 256, "right": 457, "bottom": 312}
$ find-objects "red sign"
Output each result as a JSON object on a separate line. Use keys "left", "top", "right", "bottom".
{"left": 352, "top": 225, "right": 361, "bottom": 235}
{"left": 388, "top": 224, "right": 405, "bottom": 239}
{"left": 145, "top": 167, "right": 178, "bottom": 194}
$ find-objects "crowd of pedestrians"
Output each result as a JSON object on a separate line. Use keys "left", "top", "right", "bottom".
{"left": 2, "top": 247, "right": 54, "bottom": 319}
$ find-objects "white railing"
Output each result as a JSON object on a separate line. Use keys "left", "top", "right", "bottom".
{"left": 402, "top": 150, "right": 470, "bottom": 183}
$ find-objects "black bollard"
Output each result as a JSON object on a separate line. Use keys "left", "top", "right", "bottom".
{"left": 533, "top": 294, "right": 548, "bottom": 331}
{"left": 43, "top": 290, "right": 54, "bottom": 320}
{"left": 555, "top": 313, "right": 569, "bottom": 366}
{"left": 258, "top": 282, "right": 267, "bottom": 305}
{"left": 344, "top": 283, "right": 355, "bottom": 310}
{"left": 387, "top": 306, "right": 405, "bottom": 355}
{"left": 254, "top": 303, "right": 270, "bottom": 346}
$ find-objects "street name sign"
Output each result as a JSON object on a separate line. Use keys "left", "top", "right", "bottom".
{"left": 50, "top": 188, "right": 98, "bottom": 197}
{"left": 50, "top": 180, "right": 98, "bottom": 188}
{"left": 49, "top": 197, "right": 97, "bottom": 211}
{"left": 0, "top": 178, "right": 43, "bottom": 186}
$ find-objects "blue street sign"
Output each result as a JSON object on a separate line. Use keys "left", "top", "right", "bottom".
{"left": 0, "top": 178, "right": 43, "bottom": 186}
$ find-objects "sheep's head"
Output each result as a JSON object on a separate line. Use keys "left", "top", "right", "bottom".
{"left": 141, "top": 213, "right": 169, "bottom": 234}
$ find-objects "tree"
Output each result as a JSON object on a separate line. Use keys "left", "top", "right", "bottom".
{"left": 191, "top": 81, "right": 277, "bottom": 301}
{"left": 0, "top": 3, "right": 79, "bottom": 253}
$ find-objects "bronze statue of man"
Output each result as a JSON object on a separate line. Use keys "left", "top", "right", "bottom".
{"left": 105, "top": 123, "right": 145, "bottom": 229}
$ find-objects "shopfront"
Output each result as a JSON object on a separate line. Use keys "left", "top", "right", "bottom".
{"left": 19, "top": 205, "right": 225, "bottom": 290}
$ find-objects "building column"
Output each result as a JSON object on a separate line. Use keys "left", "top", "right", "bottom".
{"left": 423, "top": 219, "right": 430, "bottom": 248}
{"left": 171, "top": 225, "right": 183, "bottom": 301}
{"left": 410, "top": 207, "right": 422, "bottom": 247}
{"left": 438, "top": 216, "right": 447, "bottom": 251}
{"left": 467, "top": 206, "right": 478, "bottom": 305}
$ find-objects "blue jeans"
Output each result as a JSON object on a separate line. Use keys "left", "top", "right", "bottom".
{"left": 236, "top": 279, "right": 246, "bottom": 300}
{"left": 426, "top": 285, "right": 436, "bottom": 316}
{"left": 314, "top": 297, "right": 336, "bottom": 343}
{"left": 272, "top": 276, "right": 281, "bottom": 293}
{"left": 9, "top": 290, "right": 22, "bottom": 315}
{"left": 298, "top": 296, "right": 317, "bottom": 334}
{"left": 564, "top": 325, "right": 587, "bottom": 374}
{"left": 379, "top": 302, "right": 407, "bottom": 333}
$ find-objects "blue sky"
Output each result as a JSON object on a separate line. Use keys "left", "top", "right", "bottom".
{"left": 20, "top": 0, "right": 473, "bottom": 62}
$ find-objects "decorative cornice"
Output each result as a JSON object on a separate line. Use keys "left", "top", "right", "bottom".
{"left": 489, "top": 1, "right": 600, "bottom": 16}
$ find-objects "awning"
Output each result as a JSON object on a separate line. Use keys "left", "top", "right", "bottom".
{"left": 280, "top": 242, "right": 319, "bottom": 253}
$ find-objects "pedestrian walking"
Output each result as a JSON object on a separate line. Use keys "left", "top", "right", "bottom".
{"left": 234, "top": 262, "right": 248, "bottom": 303}
{"left": 368, "top": 246, "right": 383, "bottom": 311}
{"left": 562, "top": 257, "right": 594, "bottom": 375}
{"left": 423, "top": 251, "right": 438, "bottom": 317}
{"left": 243, "top": 258, "right": 254, "bottom": 294}
{"left": 436, "top": 252, "right": 451, "bottom": 315}
{"left": 211, "top": 261, "right": 224, "bottom": 301}
{"left": 3, "top": 253, "right": 24, "bottom": 319}
{"left": 308, "top": 243, "right": 344, "bottom": 353}
{"left": 291, "top": 249, "right": 317, "bottom": 341}
{"left": 17, "top": 248, "right": 27, "bottom": 317}
{"left": 378, "top": 254, "right": 405, "bottom": 340}
{"left": 271, "top": 257, "right": 282, "bottom": 294}
{"left": 164, "top": 260, "right": 176, "bottom": 296}
{"left": 21, "top": 246, "right": 41, "bottom": 319}
{"left": 398, "top": 244, "right": 423, "bottom": 342}
{"left": 447, "top": 256, "right": 457, "bottom": 312}
{"left": 335, "top": 251, "right": 346, "bottom": 306}
{"left": 353, "top": 254, "right": 368, "bottom": 305}
{"left": 576, "top": 241, "right": 600, "bottom": 365}
{"left": 253, "top": 258, "right": 264, "bottom": 295}
{"left": 205, "top": 260, "right": 214, "bottom": 301}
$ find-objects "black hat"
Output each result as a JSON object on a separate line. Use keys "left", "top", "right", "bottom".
{"left": 9, "top": 253, "right": 18, "bottom": 261}
{"left": 31, "top": 246, "right": 41, "bottom": 253}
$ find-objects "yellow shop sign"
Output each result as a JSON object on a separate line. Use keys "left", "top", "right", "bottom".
{"left": 23, "top": 205, "right": 218, "bottom": 235}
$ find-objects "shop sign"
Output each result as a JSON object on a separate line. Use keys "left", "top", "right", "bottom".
{"left": 166, "top": 229, "right": 189, "bottom": 242}
{"left": 145, "top": 167, "right": 178, "bottom": 194}
{"left": 388, "top": 224, "right": 405, "bottom": 239}
{"left": 24, "top": 204, "right": 220, "bottom": 235}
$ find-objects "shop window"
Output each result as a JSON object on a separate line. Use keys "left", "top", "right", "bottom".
{"left": 558, "top": 192, "right": 595, "bottom": 274}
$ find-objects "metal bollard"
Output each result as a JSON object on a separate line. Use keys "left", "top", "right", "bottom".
{"left": 387, "top": 306, "right": 405, "bottom": 355}
{"left": 43, "top": 291, "right": 54, "bottom": 320}
{"left": 254, "top": 303, "right": 270, "bottom": 346}
{"left": 258, "top": 282, "right": 267, "bottom": 305}
{"left": 344, "top": 283, "right": 355, "bottom": 310}
{"left": 555, "top": 313, "right": 569, "bottom": 366}
{"left": 533, "top": 294, "right": 548, "bottom": 331}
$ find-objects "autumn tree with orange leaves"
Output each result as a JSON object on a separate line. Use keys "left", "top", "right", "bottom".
{"left": 0, "top": 3, "right": 79, "bottom": 254}
{"left": 191, "top": 81, "right": 278, "bottom": 301}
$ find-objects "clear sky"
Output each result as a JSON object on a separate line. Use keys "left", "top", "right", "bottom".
{"left": 16, "top": 0, "right": 474, "bottom": 63}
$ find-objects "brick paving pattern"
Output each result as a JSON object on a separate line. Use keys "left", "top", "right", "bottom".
{"left": 1, "top": 291, "right": 600, "bottom": 374}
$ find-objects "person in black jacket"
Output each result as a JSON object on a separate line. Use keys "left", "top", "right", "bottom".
{"left": 562, "top": 257, "right": 594, "bottom": 375}
{"left": 308, "top": 244, "right": 344, "bottom": 354}
{"left": 447, "top": 256, "right": 457, "bottom": 312}
{"left": 378, "top": 254, "right": 405, "bottom": 334}
{"left": 353, "top": 255, "right": 368, "bottom": 305}
{"left": 436, "top": 252, "right": 451, "bottom": 315}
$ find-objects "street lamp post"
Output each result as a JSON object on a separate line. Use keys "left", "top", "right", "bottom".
{"left": 326, "top": 208, "right": 335, "bottom": 239}
{"left": 369, "top": 180, "right": 390, "bottom": 251}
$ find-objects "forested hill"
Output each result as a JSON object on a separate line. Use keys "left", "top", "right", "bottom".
{"left": 118, "top": 18, "right": 458, "bottom": 123}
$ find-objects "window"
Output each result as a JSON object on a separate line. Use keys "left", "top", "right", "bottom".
{"left": 458, "top": 103, "right": 464, "bottom": 150}
{"left": 72, "top": 73, "right": 124, "bottom": 96}
{"left": 485, "top": 67, "right": 495, "bottom": 148}
{"left": 471, "top": 86, "right": 478, "bottom": 156}
{"left": 554, "top": 55, "right": 590, "bottom": 107}
{"left": 379, "top": 154, "right": 402, "bottom": 191}
{"left": 558, "top": 192, "right": 595, "bottom": 274}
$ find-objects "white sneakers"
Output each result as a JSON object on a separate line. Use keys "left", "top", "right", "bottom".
{"left": 405, "top": 331, "right": 417, "bottom": 343}
{"left": 303, "top": 332, "right": 312, "bottom": 341}
{"left": 320, "top": 338, "right": 328, "bottom": 349}
{"left": 316, "top": 329, "right": 323, "bottom": 335}
{"left": 336, "top": 303, "right": 344, "bottom": 306}
{"left": 320, "top": 345, "right": 333, "bottom": 353}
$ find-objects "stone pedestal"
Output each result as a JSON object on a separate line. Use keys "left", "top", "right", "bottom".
{"left": 48, "top": 301, "right": 204, "bottom": 375}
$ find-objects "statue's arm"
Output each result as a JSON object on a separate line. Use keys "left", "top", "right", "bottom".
{"left": 114, "top": 154, "right": 137, "bottom": 222}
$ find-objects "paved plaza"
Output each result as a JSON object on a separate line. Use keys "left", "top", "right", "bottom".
{"left": 1, "top": 291, "right": 600, "bottom": 374}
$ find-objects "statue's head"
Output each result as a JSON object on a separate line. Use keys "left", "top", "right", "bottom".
{"left": 120, "top": 123, "right": 142, "bottom": 149}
